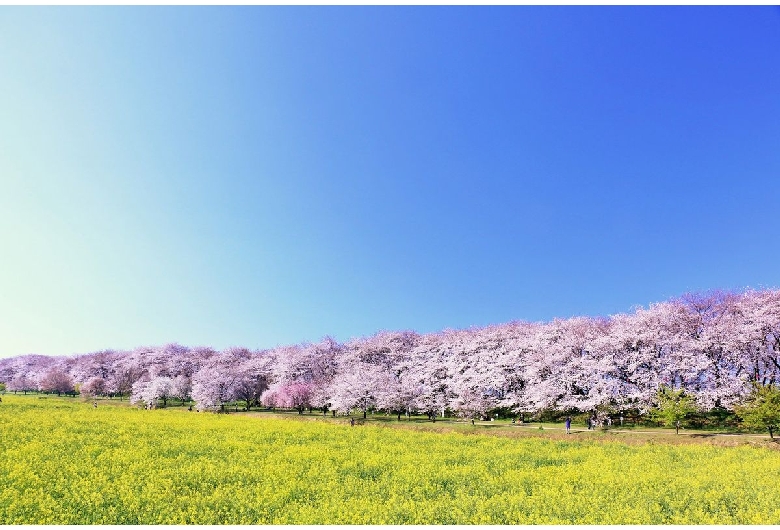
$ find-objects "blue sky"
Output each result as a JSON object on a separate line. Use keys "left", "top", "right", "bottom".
{"left": 1, "top": 7, "right": 779, "bottom": 358}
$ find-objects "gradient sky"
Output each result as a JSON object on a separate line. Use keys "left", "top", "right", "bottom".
{"left": 1, "top": 7, "right": 779, "bottom": 358}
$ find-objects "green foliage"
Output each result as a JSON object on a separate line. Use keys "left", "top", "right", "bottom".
{"left": 735, "top": 384, "right": 780, "bottom": 439}
{"left": 650, "top": 386, "right": 697, "bottom": 433}
{"left": 0, "top": 382, "right": 5, "bottom": 392}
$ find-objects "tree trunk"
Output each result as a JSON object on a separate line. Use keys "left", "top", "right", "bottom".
{"left": 769, "top": 427, "right": 774, "bottom": 439}
{"left": 363, "top": 409, "right": 367, "bottom": 419}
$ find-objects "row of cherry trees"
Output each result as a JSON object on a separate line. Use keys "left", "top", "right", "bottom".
{"left": 1, "top": 289, "right": 779, "bottom": 418}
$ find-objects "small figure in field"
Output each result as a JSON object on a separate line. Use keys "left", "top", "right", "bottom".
{"left": 471, "top": 418, "right": 475, "bottom": 426}
{"left": 565, "top": 416, "right": 571, "bottom": 434}
{"left": 619, "top": 414, "right": 624, "bottom": 426}
{"left": 0, "top": 396, "right": 3, "bottom": 403}
{"left": 93, "top": 401, "right": 97, "bottom": 408}
{"left": 607, "top": 417, "right": 612, "bottom": 427}
{"left": 350, "top": 418, "right": 355, "bottom": 427}
{"left": 188, "top": 405, "right": 193, "bottom": 411}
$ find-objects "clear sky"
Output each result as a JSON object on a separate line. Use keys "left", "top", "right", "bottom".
{"left": 1, "top": 6, "right": 779, "bottom": 358}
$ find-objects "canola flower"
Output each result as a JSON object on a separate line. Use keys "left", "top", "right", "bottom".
{"left": 0, "top": 395, "right": 778, "bottom": 524}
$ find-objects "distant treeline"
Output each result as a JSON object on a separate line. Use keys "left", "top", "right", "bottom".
{"left": 1, "top": 289, "right": 779, "bottom": 422}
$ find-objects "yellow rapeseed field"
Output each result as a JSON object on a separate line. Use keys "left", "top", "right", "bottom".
{"left": 0, "top": 395, "right": 777, "bottom": 524}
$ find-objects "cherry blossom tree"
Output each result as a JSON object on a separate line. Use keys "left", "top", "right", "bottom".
{"left": 357, "top": 331, "right": 421, "bottom": 419}
{"left": 2, "top": 355, "right": 56, "bottom": 393}
{"left": 80, "top": 376, "right": 108, "bottom": 397}
{"left": 521, "top": 317, "right": 601, "bottom": 413}
{"left": 190, "top": 347, "right": 254, "bottom": 412}
{"left": 131, "top": 376, "right": 174, "bottom": 408}
{"left": 67, "top": 349, "right": 128, "bottom": 398}
{"left": 590, "top": 304, "right": 680, "bottom": 413}
{"left": 328, "top": 331, "right": 421, "bottom": 418}
{"left": 0, "top": 358, "right": 15, "bottom": 386}
{"left": 733, "top": 290, "right": 780, "bottom": 388}
{"left": 373, "top": 368, "right": 420, "bottom": 420}
{"left": 1, "top": 287, "right": 778, "bottom": 424}
{"left": 445, "top": 326, "right": 507, "bottom": 420}
{"left": 107, "top": 354, "right": 147, "bottom": 400}
{"left": 191, "top": 364, "right": 237, "bottom": 411}
{"left": 232, "top": 354, "right": 273, "bottom": 410}
{"left": 328, "top": 362, "right": 382, "bottom": 418}
{"left": 267, "top": 382, "right": 315, "bottom": 413}
{"left": 7, "top": 374, "right": 37, "bottom": 394}
{"left": 268, "top": 337, "right": 341, "bottom": 412}
{"left": 675, "top": 291, "right": 746, "bottom": 409}
{"left": 39, "top": 368, "right": 75, "bottom": 396}
{"left": 406, "top": 331, "right": 457, "bottom": 421}
{"left": 170, "top": 374, "right": 192, "bottom": 404}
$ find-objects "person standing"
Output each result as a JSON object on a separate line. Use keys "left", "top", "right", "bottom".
{"left": 565, "top": 416, "right": 571, "bottom": 434}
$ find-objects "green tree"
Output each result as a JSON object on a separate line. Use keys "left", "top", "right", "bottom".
{"left": 651, "top": 386, "right": 697, "bottom": 434}
{"left": 735, "top": 384, "right": 780, "bottom": 439}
